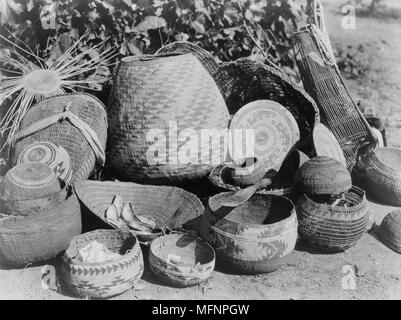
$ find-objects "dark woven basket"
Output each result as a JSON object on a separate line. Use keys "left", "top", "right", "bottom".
{"left": 213, "top": 59, "right": 320, "bottom": 141}
{"left": 149, "top": 233, "right": 215, "bottom": 287}
{"left": 14, "top": 93, "right": 108, "bottom": 185}
{"left": 0, "top": 193, "right": 82, "bottom": 267}
{"left": 379, "top": 210, "right": 401, "bottom": 254}
{"left": 200, "top": 193, "right": 298, "bottom": 274}
{"left": 296, "top": 186, "right": 369, "bottom": 252}
{"left": 156, "top": 42, "right": 219, "bottom": 76}
{"left": 61, "top": 229, "right": 144, "bottom": 299}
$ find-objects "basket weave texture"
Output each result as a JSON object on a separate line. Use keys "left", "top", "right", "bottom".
{"left": 200, "top": 193, "right": 298, "bottom": 274}
{"left": 0, "top": 163, "right": 67, "bottom": 216}
{"left": 149, "top": 233, "right": 215, "bottom": 287}
{"left": 296, "top": 186, "right": 369, "bottom": 252}
{"left": 0, "top": 193, "right": 82, "bottom": 267}
{"left": 62, "top": 229, "right": 144, "bottom": 298}
{"left": 107, "top": 53, "right": 230, "bottom": 184}
{"left": 365, "top": 147, "right": 401, "bottom": 206}
{"left": 156, "top": 42, "right": 218, "bottom": 76}
{"left": 74, "top": 180, "right": 204, "bottom": 232}
{"left": 213, "top": 58, "right": 319, "bottom": 140}
{"left": 14, "top": 93, "right": 108, "bottom": 184}
{"left": 379, "top": 210, "right": 401, "bottom": 254}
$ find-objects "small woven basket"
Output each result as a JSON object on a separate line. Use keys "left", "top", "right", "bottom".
{"left": 107, "top": 53, "right": 230, "bottom": 185}
{"left": 149, "top": 233, "right": 215, "bottom": 287}
{"left": 74, "top": 180, "right": 204, "bottom": 242}
{"left": 200, "top": 193, "right": 298, "bottom": 274}
{"left": 365, "top": 147, "right": 401, "bottom": 206}
{"left": 61, "top": 229, "right": 144, "bottom": 299}
{"left": 14, "top": 93, "right": 108, "bottom": 184}
{"left": 213, "top": 58, "right": 320, "bottom": 141}
{"left": 379, "top": 210, "right": 401, "bottom": 254}
{"left": 0, "top": 193, "right": 82, "bottom": 267}
{"left": 0, "top": 163, "right": 67, "bottom": 216}
{"left": 294, "top": 156, "right": 352, "bottom": 195}
{"left": 296, "top": 186, "right": 369, "bottom": 252}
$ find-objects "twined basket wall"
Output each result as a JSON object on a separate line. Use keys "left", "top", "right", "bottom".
{"left": 14, "top": 93, "right": 108, "bottom": 184}
{"left": 107, "top": 54, "right": 231, "bottom": 184}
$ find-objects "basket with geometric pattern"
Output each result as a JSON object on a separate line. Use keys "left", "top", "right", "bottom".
{"left": 61, "top": 229, "right": 144, "bottom": 299}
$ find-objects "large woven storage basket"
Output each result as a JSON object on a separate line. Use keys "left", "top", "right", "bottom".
{"left": 107, "top": 53, "right": 230, "bottom": 185}
{"left": 61, "top": 229, "right": 144, "bottom": 299}
{"left": 200, "top": 193, "right": 298, "bottom": 274}
{"left": 296, "top": 186, "right": 369, "bottom": 252}
{"left": 14, "top": 93, "right": 108, "bottom": 184}
{"left": 0, "top": 193, "right": 82, "bottom": 267}
{"left": 213, "top": 58, "right": 320, "bottom": 141}
{"left": 74, "top": 180, "right": 204, "bottom": 238}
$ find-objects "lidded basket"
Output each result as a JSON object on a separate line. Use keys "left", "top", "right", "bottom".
{"left": 295, "top": 156, "right": 352, "bottom": 195}
{"left": 107, "top": 53, "right": 230, "bottom": 185}
{"left": 0, "top": 162, "right": 66, "bottom": 216}
{"left": 379, "top": 210, "right": 401, "bottom": 254}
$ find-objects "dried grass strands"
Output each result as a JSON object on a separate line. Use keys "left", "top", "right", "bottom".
{"left": 0, "top": 32, "right": 116, "bottom": 151}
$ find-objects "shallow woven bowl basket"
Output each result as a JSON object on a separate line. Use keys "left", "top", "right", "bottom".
{"left": 0, "top": 162, "right": 66, "bottom": 216}
{"left": 14, "top": 93, "right": 108, "bottom": 184}
{"left": 0, "top": 193, "right": 81, "bottom": 268}
{"left": 294, "top": 156, "right": 352, "bottom": 195}
{"left": 200, "top": 193, "right": 298, "bottom": 274}
{"left": 296, "top": 186, "right": 369, "bottom": 252}
{"left": 365, "top": 147, "right": 401, "bottom": 206}
{"left": 74, "top": 180, "right": 204, "bottom": 243}
{"left": 61, "top": 229, "right": 144, "bottom": 299}
{"left": 379, "top": 210, "right": 401, "bottom": 254}
{"left": 107, "top": 53, "right": 230, "bottom": 185}
{"left": 149, "top": 233, "right": 215, "bottom": 287}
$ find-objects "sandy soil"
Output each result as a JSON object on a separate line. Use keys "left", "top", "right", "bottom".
{"left": 1, "top": 0, "right": 401, "bottom": 300}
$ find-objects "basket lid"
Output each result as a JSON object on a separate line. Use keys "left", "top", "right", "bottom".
{"left": 0, "top": 162, "right": 61, "bottom": 201}
{"left": 313, "top": 123, "right": 346, "bottom": 167}
{"left": 17, "top": 141, "right": 72, "bottom": 183}
{"left": 229, "top": 100, "right": 300, "bottom": 171}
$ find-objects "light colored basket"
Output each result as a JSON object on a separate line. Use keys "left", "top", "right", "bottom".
{"left": 295, "top": 156, "right": 352, "bottom": 195}
{"left": 0, "top": 193, "right": 82, "bottom": 268}
{"left": 379, "top": 210, "right": 401, "bottom": 254}
{"left": 225, "top": 157, "right": 266, "bottom": 187}
{"left": 365, "top": 147, "right": 401, "bottom": 206}
{"left": 296, "top": 186, "right": 369, "bottom": 252}
{"left": 149, "top": 233, "right": 215, "bottom": 287}
{"left": 61, "top": 229, "right": 144, "bottom": 299}
{"left": 0, "top": 163, "right": 66, "bottom": 216}
{"left": 74, "top": 180, "right": 204, "bottom": 243}
{"left": 200, "top": 193, "right": 298, "bottom": 274}
{"left": 14, "top": 93, "right": 108, "bottom": 185}
{"left": 107, "top": 53, "right": 230, "bottom": 185}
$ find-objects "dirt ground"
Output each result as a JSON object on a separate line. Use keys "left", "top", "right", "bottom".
{"left": 1, "top": 0, "right": 401, "bottom": 300}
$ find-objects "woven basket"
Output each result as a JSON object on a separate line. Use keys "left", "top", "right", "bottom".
{"left": 291, "top": 25, "right": 374, "bottom": 171}
{"left": 61, "top": 229, "right": 144, "bottom": 298}
{"left": 107, "top": 53, "right": 230, "bottom": 185}
{"left": 296, "top": 186, "right": 369, "bottom": 252}
{"left": 14, "top": 93, "right": 108, "bottom": 185}
{"left": 365, "top": 147, "right": 401, "bottom": 206}
{"left": 213, "top": 58, "right": 319, "bottom": 141}
{"left": 156, "top": 42, "right": 218, "bottom": 76}
{"left": 0, "top": 193, "right": 82, "bottom": 267}
{"left": 149, "top": 233, "right": 215, "bottom": 287}
{"left": 0, "top": 163, "right": 67, "bottom": 216}
{"left": 200, "top": 193, "right": 298, "bottom": 274}
{"left": 379, "top": 210, "right": 401, "bottom": 254}
{"left": 225, "top": 157, "right": 266, "bottom": 187}
{"left": 294, "top": 156, "right": 352, "bottom": 195}
{"left": 74, "top": 180, "right": 204, "bottom": 242}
